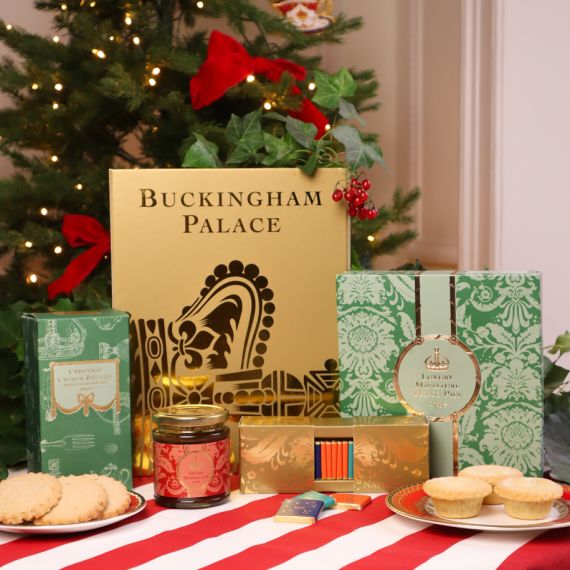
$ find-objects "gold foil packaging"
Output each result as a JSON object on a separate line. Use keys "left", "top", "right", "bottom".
{"left": 239, "top": 415, "right": 429, "bottom": 493}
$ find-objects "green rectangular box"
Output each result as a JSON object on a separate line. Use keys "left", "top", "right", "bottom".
{"left": 336, "top": 271, "right": 543, "bottom": 478}
{"left": 22, "top": 310, "right": 132, "bottom": 487}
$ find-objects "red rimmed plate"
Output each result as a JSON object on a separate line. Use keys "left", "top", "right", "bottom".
{"left": 386, "top": 484, "right": 570, "bottom": 532}
{"left": 0, "top": 491, "right": 146, "bottom": 535}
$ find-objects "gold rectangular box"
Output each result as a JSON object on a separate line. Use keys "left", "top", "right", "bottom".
{"left": 239, "top": 415, "right": 429, "bottom": 493}
{"left": 109, "top": 168, "right": 349, "bottom": 474}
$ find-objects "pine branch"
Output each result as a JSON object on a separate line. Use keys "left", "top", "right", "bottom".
{"left": 372, "top": 229, "right": 418, "bottom": 256}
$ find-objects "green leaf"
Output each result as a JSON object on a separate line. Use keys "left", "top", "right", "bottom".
{"left": 51, "top": 298, "right": 77, "bottom": 313}
{"left": 335, "top": 68, "right": 357, "bottom": 97}
{"left": 285, "top": 116, "right": 317, "bottom": 149}
{"left": 225, "top": 111, "right": 265, "bottom": 164}
{"left": 350, "top": 248, "right": 364, "bottom": 270}
{"left": 182, "top": 133, "right": 222, "bottom": 168}
{"left": 227, "top": 145, "right": 256, "bottom": 165}
{"left": 226, "top": 114, "right": 243, "bottom": 145}
{"left": 261, "top": 133, "right": 300, "bottom": 166}
{"left": 363, "top": 141, "right": 384, "bottom": 165}
{"left": 339, "top": 98, "right": 364, "bottom": 125}
{"left": 312, "top": 69, "right": 356, "bottom": 109}
{"left": 262, "top": 111, "right": 288, "bottom": 123}
{"left": 330, "top": 125, "right": 384, "bottom": 169}
{"left": 300, "top": 152, "right": 318, "bottom": 176}
{"left": 548, "top": 331, "right": 570, "bottom": 357}
{"left": 544, "top": 356, "right": 570, "bottom": 397}
{"left": 0, "top": 308, "right": 19, "bottom": 350}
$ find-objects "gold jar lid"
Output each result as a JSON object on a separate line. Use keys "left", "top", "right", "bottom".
{"left": 153, "top": 404, "right": 228, "bottom": 428}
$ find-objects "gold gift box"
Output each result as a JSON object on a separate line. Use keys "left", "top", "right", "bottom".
{"left": 109, "top": 168, "right": 349, "bottom": 475}
{"left": 239, "top": 415, "right": 429, "bottom": 493}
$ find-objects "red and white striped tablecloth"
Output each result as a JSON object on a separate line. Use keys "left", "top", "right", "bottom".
{"left": 1, "top": 479, "right": 569, "bottom": 569}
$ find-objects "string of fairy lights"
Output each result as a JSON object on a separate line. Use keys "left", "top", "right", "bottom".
{"left": 4, "top": 2, "right": 175, "bottom": 284}
{"left": 5, "top": 0, "right": 335, "bottom": 285}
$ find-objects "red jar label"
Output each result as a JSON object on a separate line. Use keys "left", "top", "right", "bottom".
{"left": 153, "top": 439, "right": 230, "bottom": 498}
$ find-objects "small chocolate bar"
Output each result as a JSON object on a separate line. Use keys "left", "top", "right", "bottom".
{"left": 274, "top": 498, "right": 325, "bottom": 523}
{"left": 296, "top": 491, "right": 336, "bottom": 509}
{"left": 330, "top": 493, "right": 372, "bottom": 511}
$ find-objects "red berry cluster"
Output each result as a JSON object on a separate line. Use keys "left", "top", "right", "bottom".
{"left": 332, "top": 175, "right": 378, "bottom": 220}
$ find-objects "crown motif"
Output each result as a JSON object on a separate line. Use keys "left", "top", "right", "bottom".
{"left": 425, "top": 347, "right": 449, "bottom": 371}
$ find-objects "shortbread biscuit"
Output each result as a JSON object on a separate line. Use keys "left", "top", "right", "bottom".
{"left": 34, "top": 475, "right": 107, "bottom": 525}
{"left": 89, "top": 475, "right": 131, "bottom": 519}
{"left": 423, "top": 476, "right": 492, "bottom": 519}
{"left": 494, "top": 477, "right": 563, "bottom": 520}
{"left": 0, "top": 472, "right": 62, "bottom": 524}
{"left": 459, "top": 465, "right": 523, "bottom": 504}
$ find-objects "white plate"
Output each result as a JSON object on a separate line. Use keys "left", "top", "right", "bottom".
{"left": 386, "top": 484, "right": 570, "bottom": 532}
{"left": 0, "top": 491, "right": 146, "bottom": 535}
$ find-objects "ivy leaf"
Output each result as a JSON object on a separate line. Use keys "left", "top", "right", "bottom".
{"left": 262, "top": 111, "right": 288, "bottom": 123}
{"left": 548, "top": 331, "right": 570, "bottom": 357}
{"left": 262, "top": 133, "right": 300, "bottom": 166}
{"left": 363, "top": 141, "right": 384, "bottom": 165}
{"left": 226, "top": 110, "right": 265, "bottom": 164}
{"left": 312, "top": 68, "right": 356, "bottom": 109}
{"left": 182, "top": 133, "right": 222, "bottom": 168}
{"left": 544, "top": 356, "right": 570, "bottom": 397}
{"left": 0, "top": 307, "right": 19, "bottom": 350}
{"left": 330, "top": 125, "right": 384, "bottom": 169}
{"left": 226, "top": 146, "right": 254, "bottom": 165}
{"left": 300, "top": 153, "right": 318, "bottom": 176}
{"left": 339, "top": 98, "right": 364, "bottom": 125}
{"left": 285, "top": 116, "right": 317, "bottom": 149}
{"left": 226, "top": 111, "right": 262, "bottom": 145}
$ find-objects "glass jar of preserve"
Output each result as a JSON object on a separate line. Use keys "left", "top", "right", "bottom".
{"left": 152, "top": 404, "right": 230, "bottom": 508}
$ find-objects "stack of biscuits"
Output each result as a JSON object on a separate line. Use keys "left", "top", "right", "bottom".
{"left": 0, "top": 472, "right": 131, "bottom": 526}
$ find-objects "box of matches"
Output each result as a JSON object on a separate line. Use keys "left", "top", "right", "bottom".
{"left": 239, "top": 415, "right": 428, "bottom": 493}
{"left": 274, "top": 498, "right": 324, "bottom": 524}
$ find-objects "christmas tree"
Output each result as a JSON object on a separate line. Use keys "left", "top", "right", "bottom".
{"left": 0, "top": 0, "right": 419, "bottom": 476}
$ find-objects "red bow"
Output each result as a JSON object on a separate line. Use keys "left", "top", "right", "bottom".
{"left": 190, "top": 31, "right": 328, "bottom": 137}
{"left": 47, "top": 214, "right": 110, "bottom": 300}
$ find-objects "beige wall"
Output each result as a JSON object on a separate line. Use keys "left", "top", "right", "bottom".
{"left": 491, "top": 0, "right": 570, "bottom": 349}
{"left": 324, "top": 1, "right": 461, "bottom": 269}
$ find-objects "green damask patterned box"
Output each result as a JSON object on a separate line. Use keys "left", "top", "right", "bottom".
{"left": 336, "top": 271, "right": 543, "bottom": 478}
{"left": 22, "top": 310, "right": 132, "bottom": 487}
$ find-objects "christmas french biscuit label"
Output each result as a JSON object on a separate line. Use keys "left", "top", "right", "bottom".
{"left": 153, "top": 440, "right": 230, "bottom": 498}
{"left": 50, "top": 359, "right": 120, "bottom": 418}
{"left": 394, "top": 336, "right": 480, "bottom": 421}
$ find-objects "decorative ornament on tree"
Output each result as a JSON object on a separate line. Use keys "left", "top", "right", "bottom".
{"left": 47, "top": 214, "right": 110, "bottom": 300}
{"left": 273, "top": 0, "right": 334, "bottom": 33}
